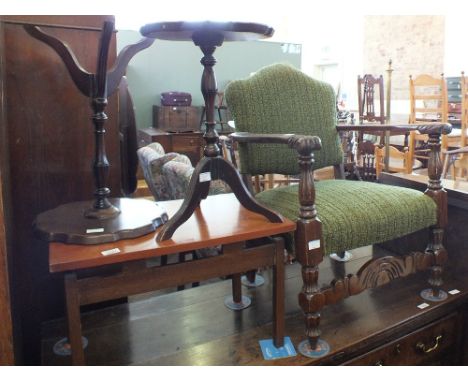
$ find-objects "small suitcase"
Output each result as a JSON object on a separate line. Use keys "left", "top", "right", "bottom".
{"left": 161, "top": 91, "right": 192, "bottom": 106}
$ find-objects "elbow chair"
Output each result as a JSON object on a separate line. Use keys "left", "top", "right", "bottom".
{"left": 225, "top": 64, "right": 451, "bottom": 358}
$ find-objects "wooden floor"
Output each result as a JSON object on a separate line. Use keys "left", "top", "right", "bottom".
{"left": 41, "top": 243, "right": 468, "bottom": 366}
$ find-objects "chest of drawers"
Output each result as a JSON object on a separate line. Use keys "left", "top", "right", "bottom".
{"left": 343, "top": 312, "right": 463, "bottom": 365}
{"left": 138, "top": 127, "right": 203, "bottom": 166}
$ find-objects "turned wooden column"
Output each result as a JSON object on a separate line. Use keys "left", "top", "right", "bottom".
{"left": 424, "top": 129, "right": 448, "bottom": 299}
{"left": 192, "top": 30, "right": 223, "bottom": 158}
{"left": 27, "top": 22, "right": 168, "bottom": 245}
{"left": 289, "top": 136, "right": 326, "bottom": 352}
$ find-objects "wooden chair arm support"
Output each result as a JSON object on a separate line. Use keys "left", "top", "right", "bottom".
{"left": 230, "top": 132, "right": 322, "bottom": 154}
{"left": 230, "top": 132, "right": 319, "bottom": 225}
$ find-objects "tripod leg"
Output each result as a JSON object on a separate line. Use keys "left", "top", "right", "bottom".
{"left": 215, "top": 158, "right": 283, "bottom": 223}
{"left": 156, "top": 158, "right": 211, "bottom": 241}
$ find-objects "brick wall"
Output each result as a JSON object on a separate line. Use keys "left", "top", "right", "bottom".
{"left": 363, "top": 16, "right": 445, "bottom": 100}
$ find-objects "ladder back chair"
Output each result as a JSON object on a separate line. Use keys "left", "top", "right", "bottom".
{"left": 357, "top": 73, "right": 414, "bottom": 179}
{"left": 356, "top": 74, "right": 386, "bottom": 167}
{"left": 225, "top": 64, "right": 451, "bottom": 359}
{"left": 374, "top": 144, "right": 415, "bottom": 177}
{"left": 408, "top": 73, "right": 457, "bottom": 166}
{"left": 442, "top": 73, "right": 468, "bottom": 179}
{"left": 358, "top": 74, "right": 385, "bottom": 125}
{"left": 461, "top": 73, "right": 468, "bottom": 147}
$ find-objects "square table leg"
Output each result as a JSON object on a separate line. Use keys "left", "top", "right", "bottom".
{"left": 272, "top": 236, "right": 285, "bottom": 348}
{"left": 64, "top": 272, "right": 85, "bottom": 365}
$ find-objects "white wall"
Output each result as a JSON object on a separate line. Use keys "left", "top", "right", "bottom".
{"left": 444, "top": 14, "right": 468, "bottom": 77}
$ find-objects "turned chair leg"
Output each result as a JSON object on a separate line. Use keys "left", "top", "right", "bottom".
{"left": 297, "top": 263, "right": 330, "bottom": 358}
{"left": 421, "top": 130, "right": 449, "bottom": 302}
{"left": 421, "top": 228, "right": 448, "bottom": 302}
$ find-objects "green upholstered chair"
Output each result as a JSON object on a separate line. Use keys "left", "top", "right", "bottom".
{"left": 225, "top": 63, "right": 451, "bottom": 358}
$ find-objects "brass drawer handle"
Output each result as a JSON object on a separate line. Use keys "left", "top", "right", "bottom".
{"left": 416, "top": 335, "right": 443, "bottom": 353}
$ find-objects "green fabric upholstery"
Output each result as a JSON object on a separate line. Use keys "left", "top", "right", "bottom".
{"left": 256, "top": 180, "right": 437, "bottom": 256}
{"left": 225, "top": 64, "right": 343, "bottom": 175}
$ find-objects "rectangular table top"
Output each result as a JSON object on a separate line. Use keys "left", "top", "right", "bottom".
{"left": 49, "top": 193, "right": 296, "bottom": 273}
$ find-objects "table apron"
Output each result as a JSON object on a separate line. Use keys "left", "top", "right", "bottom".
{"left": 73, "top": 240, "right": 279, "bottom": 306}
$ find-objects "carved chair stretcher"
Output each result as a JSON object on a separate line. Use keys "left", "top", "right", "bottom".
{"left": 225, "top": 64, "right": 451, "bottom": 358}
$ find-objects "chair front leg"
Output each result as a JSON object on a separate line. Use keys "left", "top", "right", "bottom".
{"left": 425, "top": 228, "right": 447, "bottom": 300}
{"left": 422, "top": 129, "right": 449, "bottom": 301}
{"left": 289, "top": 135, "right": 330, "bottom": 357}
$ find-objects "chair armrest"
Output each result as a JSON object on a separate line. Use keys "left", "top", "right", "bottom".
{"left": 231, "top": 132, "right": 321, "bottom": 225}
{"left": 336, "top": 123, "right": 452, "bottom": 135}
{"left": 443, "top": 146, "right": 468, "bottom": 155}
{"left": 230, "top": 132, "right": 322, "bottom": 153}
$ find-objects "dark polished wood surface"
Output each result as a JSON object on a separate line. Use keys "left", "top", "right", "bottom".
{"left": 48, "top": 193, "right": 295, "bottom": 273}
{"left": 0, "top": 19, "right": 15, "bottom": 366}
{"left": 379, "top": 172, "right": 468, "bottom": 207}
{"left": 41, "top": 244, "right": 468, "bottom": 365}
{"left": 140, "top": 21, "right": 274, "bottom": 42}
{"left": 0, "top": 144, "right": 14, "bottom": 365}
{"left": 34, "top": 198, "right": 168, "bottom": 246}
{"left": 0, "top": 15, "right": 120, "bottom": 365}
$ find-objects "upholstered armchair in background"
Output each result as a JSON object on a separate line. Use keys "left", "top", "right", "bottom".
{"left": 137, "top": 142, "right": 228, "bottom": 202}
{"left": 225, "top": 63, "right": 451, "bottom": 358}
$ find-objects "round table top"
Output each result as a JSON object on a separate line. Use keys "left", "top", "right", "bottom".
{"left": 140, "top": 21, "right": 274, "bottom": 42}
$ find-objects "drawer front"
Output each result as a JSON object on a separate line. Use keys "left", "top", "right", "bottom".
{"left": 172, "top": 134, "right": 202, "bottom": 149}
{"left": 172, "top": 134, "right": 203, "bottom": 165}
{"left": 344, "top": 313, "right": 460, "bottom": 366}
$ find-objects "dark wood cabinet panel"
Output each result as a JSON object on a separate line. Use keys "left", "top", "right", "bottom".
{"left": 343, "top": 313, "right": 462, "bottom": 365}
{"left": 0, "top": 15, "right": 121, "bottom": 365}
{"left": 0, "top": 20, "right": 15, "bottom": 366}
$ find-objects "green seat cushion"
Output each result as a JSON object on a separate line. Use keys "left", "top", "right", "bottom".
{"left": 255, "top": 180, "right": 437, "bottom": 255}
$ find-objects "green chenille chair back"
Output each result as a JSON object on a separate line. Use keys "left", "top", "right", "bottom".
{"left": 225, "top": 63, "right": 344, "bottom": 176}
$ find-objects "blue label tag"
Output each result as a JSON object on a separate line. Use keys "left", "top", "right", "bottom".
{"left": 259, "top": 337, "right": 297, "bottom": 360}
